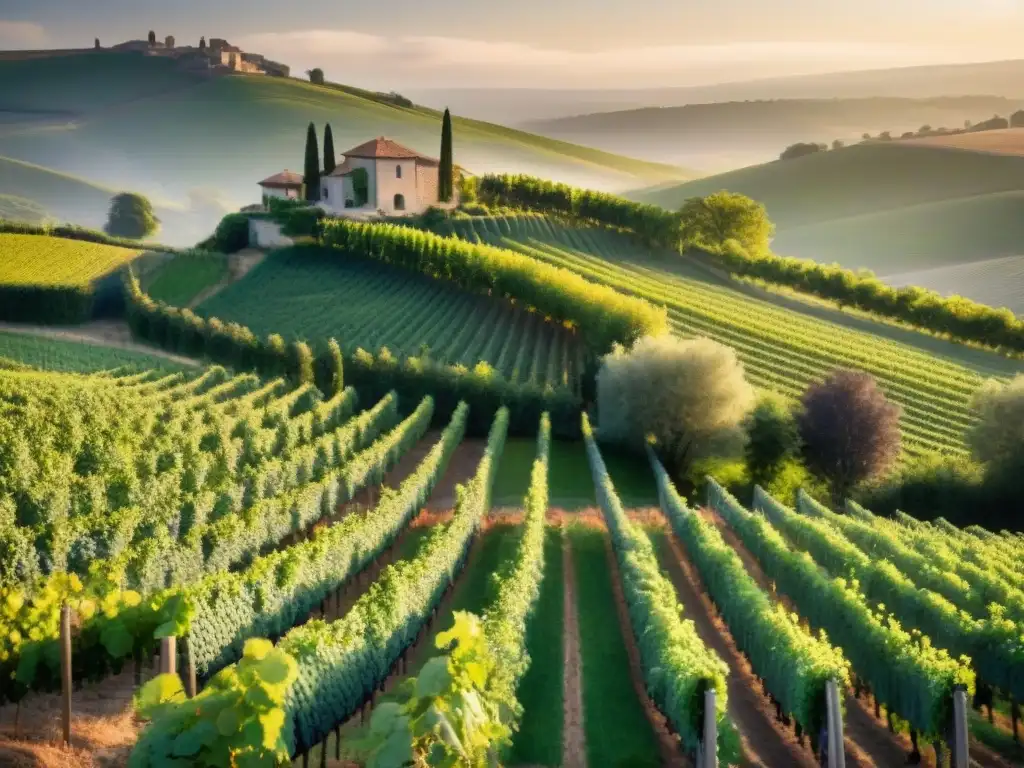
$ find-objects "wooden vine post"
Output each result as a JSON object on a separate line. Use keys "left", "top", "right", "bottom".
{"left": 952, "top": 686, "right": 970, "bottom": 768}
{"left": 825, "top": 678, "right": 846, "bottom": 768}
{"left": 181, "top": 635, "right": 197, "bottom": 697}
{"left": 160, "top": 636, "right": 177, "bottom": 676}
{"left": 701, "top": 688, "right": 718, "bottom": 768}
{"left": 60, "top": 602, "right": 72, "bottom": 746}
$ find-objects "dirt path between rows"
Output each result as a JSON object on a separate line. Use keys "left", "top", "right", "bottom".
{"left": 0, "top": 320, "right": 199, "bottom": 366}
{"left": 561, "top": 531, "right": 587, "bottom": 768}
{"left": 186, "top": 248, "right": 266, "bottom": 309}
{"left": 655, "top": 521, "right": 828, "bottom": 768}
{"left": 598, "top": 521, "right": 689, "bottom": 768}
{"left": 701, "top": 507, "right": 967, "bottom": 768}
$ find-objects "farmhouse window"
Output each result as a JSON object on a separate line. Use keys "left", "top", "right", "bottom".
{"left": 394, "top": 193, "right": 406, "bottom": 210}
{"left": 396, "top": 165, "right": 402, "bottom": 179}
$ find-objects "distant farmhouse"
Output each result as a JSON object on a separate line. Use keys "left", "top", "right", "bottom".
{"left": 259, "top": 137, "right": 460, "bottom": 218}
{"left": 0, "top": 32, "right": 289, "bottom": 77}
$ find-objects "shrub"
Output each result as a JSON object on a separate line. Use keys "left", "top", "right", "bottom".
{"left": 211, "top": 213, "right": 250, "bottom": 253}
{"left": 743, "top": 393, "right": 800, "bottom": 485}
{"left": 306, "top": 68, "right": 325, "bottom": 85}
{"left": 968, "top": 375, "right": 1024, "bottom": 474}
{"left": 798, "top": 369, "right": 901, "bottom": 500}
{"left": 779, "top": 142, "right": 827, "bottom": 161}
{"left": 596, "top": 335, "right": 754, "bottom": 473}
{"left": 105, "top": 192, "right": 159, "bottom": 240}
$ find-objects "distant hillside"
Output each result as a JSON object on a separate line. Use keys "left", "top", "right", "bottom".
{"left": 0, "top": 51, "right": 690, "bottom": 244}
{"left": 631, "top": 142, "right": 1024, "bottom": 309}
{"left": 525, "top": 96, "right": 1023, "bottom": 170}
{"left": 409, "top": 59, "right": 1024, "bottom": 124}
{"left": 0, "top": 156, "right": 115, "bottom": 228}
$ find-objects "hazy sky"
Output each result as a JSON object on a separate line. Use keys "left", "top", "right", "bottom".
{"left": 2, "top": 0, "right": 1023, "bottom": 89}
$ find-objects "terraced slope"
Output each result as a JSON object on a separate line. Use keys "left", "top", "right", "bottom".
{"left": 197, "top": 246, "right": 584, "bottom": 391}
{"left": 441, "top": 214, "right": 1024, "bottom": 458}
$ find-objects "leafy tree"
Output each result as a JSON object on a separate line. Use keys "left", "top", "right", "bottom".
{"left": 303, "top": 122, "right": 320, "bottom": 202}
{"left": 439, "top": 108, "right": 454, "bottom": 202}
{"left": 779, "top": 142, "right": 826, "bottom": 161}
{"left": 861, "top": 133, "right": 871, "bottom": 141}
{"left": 1011, "top": 110, "right": 1024, "bottom": 128}
{"left": 147, "top": 30, "right": 156, "bottom": 46}
{"left": 597, "top": 335, "right": 754, "bottom": 473}
{"left": 798, "top": 369, "right": 901, "bottom": 500}
{"left": 306, "top": 68, "right": 325, "bottom": 85}
{"left": 323, "top": 123, "right": 336, "bottom": 174}
{"left": 678, "top": 191, "right": 774, "bottom": 256}
{"left": 211, "top": 212, "right": 249, "bottom": 253}
{"left": 104, "top": 192, "right": 159, "bottom": 240}
{"left": 831, "top": 139, "right": 845, "bottom": 150}
{"left": 743, "top": 393, "right": 800, "bottom": 485}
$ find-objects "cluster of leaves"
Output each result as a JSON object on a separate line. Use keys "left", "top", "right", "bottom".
{"left": 650, "top": 450, "right": 849, "bottom": 742}
{"left": 318, "top": 217, "right": 668, "bottom": 353}
{"left": 581, "top": 415, "right": 737, "bottom": 761}
{"left": 709, "top": 479, "right": 975, "bottom": 738}
{"left": 350, "top": 613, "right": 507, "bottom": 767}
{"left": 130, "top": 638, "right": 298, "bottom": 767}
{"left": 474, "top": 173, "right": 1024, "bottom": 355}
{"left": 276, "top": 408, "right": 509, "bottom": 756}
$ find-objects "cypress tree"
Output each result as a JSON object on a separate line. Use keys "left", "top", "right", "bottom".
{"left": 303, "top": 122, "right": 320, "bottom": 201}
{"left": 438, "top": 108, "right": 453, "bottom": 202}
{"left": 323, "top": 123, "right": 336, "bottom": 174}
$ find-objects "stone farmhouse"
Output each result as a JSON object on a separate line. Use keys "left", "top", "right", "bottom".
{"left": 259, "top": 137, "right": 459, "bottom": 218}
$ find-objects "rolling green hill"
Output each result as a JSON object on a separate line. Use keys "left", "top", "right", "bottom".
{"left": 0, "top": 51, "right": 690, "bottom": 245}
{"left": 631, "top": 142, "right": 1024, "bottom": 309}
{"left": 0, "top": 156, "right": 116, "bottom": 228}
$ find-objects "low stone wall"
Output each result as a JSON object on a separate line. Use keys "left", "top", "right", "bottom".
{"left": 249, "top": 218, "right": 294, "bottom": 249}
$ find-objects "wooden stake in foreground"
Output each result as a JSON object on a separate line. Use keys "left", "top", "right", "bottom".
{"left": 60, "top": 602, "right": 72, "bottom": 745}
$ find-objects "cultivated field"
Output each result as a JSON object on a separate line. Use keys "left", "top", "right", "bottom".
{"left": 143, "top": 250, "right": 229, "bottom": 306}
{"left": 0, "top": 329, "right": 188, "bottom": 372}
{"left": 440, "top": 213, "right": 1024, "bottom": 459}
{"left": 3, "top": 364, "right": 1022, "bottom": 767}
{"left": 197, "top": 246, "right": 585, "bottom": 392}
{"left": 0, "top": 232, "right": 142, "bottom": 285}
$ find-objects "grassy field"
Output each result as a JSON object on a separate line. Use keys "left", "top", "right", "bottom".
{"left": 909, "top": 127, "right": 1024, "bottom": 155}
{"left": 0, "top": 232, "right": 142, "bottom": 285}
{"left": 0, "top": 51, "right": 690, "bottom": 244}
{"left": 630, "top": 142, "right": 1024, "bottom": 285}
{"left": 507, "top": 527, "right": 564, "bottom": 766}
{"left": 0, "top": 330, "right": 186, "bottom": 371}
{"left": 197, "top": 246, "right": 584, "bottom": 391}
{"left": 444, "top": 213, "right": 1024, "bottom": 459}
{"left": 144, "top": 251, "right": 228, "bottom": 306}
{"left": 569, "top": 522, "right": 663, "bottom": 767}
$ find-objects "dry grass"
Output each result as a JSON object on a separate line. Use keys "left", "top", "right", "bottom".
{"left": 0, "top": 710, "right": 137, "bottom": 768}
{"left": 908, "top": 128, "right": 1024, "bottom": 156}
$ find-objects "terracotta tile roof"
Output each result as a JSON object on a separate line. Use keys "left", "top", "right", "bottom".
{"left": 342, "top": 136, "right": 438, "bottom": 163}
{"left": 326, "top": 158, "right": 356, "bottom": 177}
{"left": 258, "top": 170, "right": 304, "bottom": 187}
